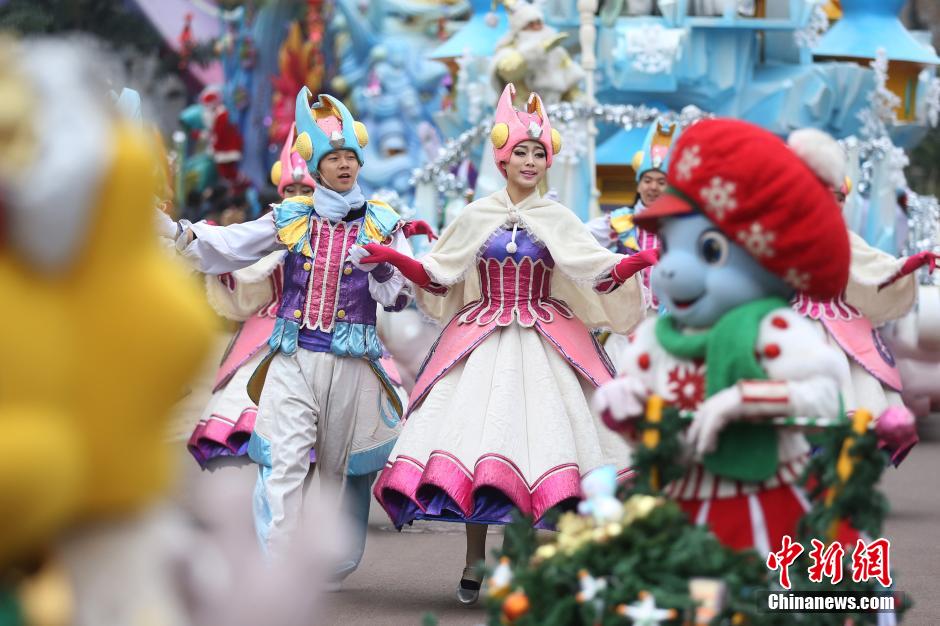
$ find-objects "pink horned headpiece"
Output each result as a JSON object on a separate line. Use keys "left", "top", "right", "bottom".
{"left": 490, "top": 83, "right": 562, "bottom": 177}
{"left": 270, "top": 123, "right": 316, "bottom": 197}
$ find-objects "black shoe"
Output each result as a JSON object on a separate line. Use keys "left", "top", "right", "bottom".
{"left": 456, "top": 566, "right": 482, "bottom": 605}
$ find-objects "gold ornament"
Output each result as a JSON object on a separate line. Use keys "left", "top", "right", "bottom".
{"left": 534, "top": 544, "right": 557, "bottom": 561}
{"left": 502, "top": 590, "right": 530, "bottom": 621}
{"left": 270, "top": 161, "right": 282, "bottom": 186}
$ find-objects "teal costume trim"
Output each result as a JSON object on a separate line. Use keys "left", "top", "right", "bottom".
{"left": 348, "top": 439, "right": 397, "bottom": 476}
{"left": 247, "top": 431, "right": 274, "bottom": 550}
{"left": 331, "top": 322, "right": 383, "bottom": 360}
{"left": 268, "top": 318, "right": 300, "bottom": 355}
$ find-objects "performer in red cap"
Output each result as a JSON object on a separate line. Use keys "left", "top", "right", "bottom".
{"left": 594, "top": 118, "right": 854, "bottom": 553}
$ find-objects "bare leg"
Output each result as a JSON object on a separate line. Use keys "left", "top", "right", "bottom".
{"left": 457, "top": 523, "right": 487, "bottom": 605}
{"left": 465, "top": 523, "right": 488, "bottom": 568}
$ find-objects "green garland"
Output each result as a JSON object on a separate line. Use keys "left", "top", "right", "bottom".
{"left": 485, "top": 404, "right": 908, "bottom": 625}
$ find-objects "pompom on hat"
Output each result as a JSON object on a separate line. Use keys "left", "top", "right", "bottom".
{"left": 270, "top": 123, "right": 316, "bottom": 196}
{"left": 490, "top": 83, "right": 561, "bottom": 177}
{"left": 636, "top": 118, "right": 850, "bottom": 300}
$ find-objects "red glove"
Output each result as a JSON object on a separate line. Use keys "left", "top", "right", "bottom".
{"left": 879, "top": 251, "right": 938, "bottom": 289}
{"left": 361, "top": 243, "right": 431, "bottom": 287}
{"left": 612, "top": 248, "right": 660, "bottom": 283}
{"left": 402, "top": 219, "right": 438, "bottom": 242}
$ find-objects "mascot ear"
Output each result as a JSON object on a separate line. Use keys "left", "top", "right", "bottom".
{"left": 491, "top": 123, "right": 510, "bottom": 149}
{"left": 353, "top": 121, "right": 369, "bottom": 148}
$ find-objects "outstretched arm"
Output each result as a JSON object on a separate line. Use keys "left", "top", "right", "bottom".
{"left": 360, "top": 242, "right": 449, "bottom": 295}
{"left": 594, "top": 248, "right": 660, "bottom": 294}
{"left": 176, "top": 212, "right": 280, "bottom": 275}
{"left": 878, "top": 250, "right": 938, "bottom": 289}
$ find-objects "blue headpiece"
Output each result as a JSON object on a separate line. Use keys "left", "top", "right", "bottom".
{"left": 632, "top": 118, "right": 680, "bottom": 182}
{"left": 293, "top": 86, "right": 368, "bottom": 169}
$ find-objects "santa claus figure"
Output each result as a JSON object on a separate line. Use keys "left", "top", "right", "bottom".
{"left": 490, "top": 0, "right": 585, "bottom": 105}
{"left": 199, "top": 86, "right": 244, "bottom": 183}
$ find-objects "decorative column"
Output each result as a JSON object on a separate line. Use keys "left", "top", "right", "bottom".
{"left": 577, "top": 0, "right": 601, "bottom": 219}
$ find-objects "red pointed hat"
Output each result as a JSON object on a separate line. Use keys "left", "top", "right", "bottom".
{"left": 636, "top": 118, "right": 850, "bottom": 300}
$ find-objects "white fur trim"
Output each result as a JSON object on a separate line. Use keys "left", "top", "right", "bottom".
{"left": 786, "top": 128, "right": 845, "bottom": 189}
{"left": 231, "top": 250, "right": 286, "bottom": 284}
{"left": 204, "top": 274, "right": 275, "bottom": 322}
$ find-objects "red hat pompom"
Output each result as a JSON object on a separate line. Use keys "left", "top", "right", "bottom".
{"left": 636, "top": 118, "right": 849, "bottom": 300}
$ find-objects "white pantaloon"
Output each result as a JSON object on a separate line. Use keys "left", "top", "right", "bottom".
{"left": 253, "top": 350, "right": 384, "bottom": 554}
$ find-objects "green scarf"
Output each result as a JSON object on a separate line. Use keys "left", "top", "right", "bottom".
{"left": 655, "top": 297, "right": 788, "bottom": 482}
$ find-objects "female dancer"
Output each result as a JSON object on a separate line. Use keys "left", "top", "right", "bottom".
{"left": 362, "top": 84, "right": 648, "bottom": 602}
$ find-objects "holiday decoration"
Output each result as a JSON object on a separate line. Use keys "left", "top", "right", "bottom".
{"left": 616, "top": 591, "right": 677, "bottom": 625}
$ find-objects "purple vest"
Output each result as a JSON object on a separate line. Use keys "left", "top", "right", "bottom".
{"left": 269, "top": 217, "right": 399, "bottom": 359}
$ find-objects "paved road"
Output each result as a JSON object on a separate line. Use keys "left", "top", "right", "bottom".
{"left": 171, "top": 335, "right": 940, "bottom": 626}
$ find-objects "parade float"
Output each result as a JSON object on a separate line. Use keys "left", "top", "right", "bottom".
{"left": 123, "top": 0, "right": 939, "bottom": 417}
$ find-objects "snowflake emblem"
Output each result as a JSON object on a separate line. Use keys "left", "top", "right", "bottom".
{"left": 667, "top": 364, "right": 705, "bottom": 411}
{"left": 699, "top": 176, "right": 738, "bottom": 219}
{"left": 784, "top": 268, "right": 811, "bottom": 291}
{"left": 675, "top": 145, "right": 702, "bottom": 182}
{"left": 737, "top": 222, "right": 777, "bottom": 258}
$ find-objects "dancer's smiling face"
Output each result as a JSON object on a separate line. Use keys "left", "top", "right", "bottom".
{"left": 317, "top": 149, "right": 360, "bottom": 192}
{"left": 504, "top": 140, "right": 547, "bottom": 193}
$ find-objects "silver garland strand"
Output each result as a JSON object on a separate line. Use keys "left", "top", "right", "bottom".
{"left": 840, "top": 135, "right": 909, "bottom": 198}
{"left": 904, "top": 191, "right": 940, "bottom": 285}
{"left": 410, "top": 103, "right": 712, "bottom": 195}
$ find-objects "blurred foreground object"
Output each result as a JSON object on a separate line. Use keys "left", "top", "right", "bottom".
{"left": 0, "top": 35, "right": 213, "bottom": 622}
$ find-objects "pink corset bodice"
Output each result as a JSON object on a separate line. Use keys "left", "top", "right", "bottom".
{"left": 457, "top": 228, "right": 573, "bottom": 327}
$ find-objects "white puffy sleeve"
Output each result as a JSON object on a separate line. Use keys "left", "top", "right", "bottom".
{"left": 177, "top": 212, "right": 280, "bottom": 275}
{"left": 736, "top": 309, "right": 849, "bottom": 423}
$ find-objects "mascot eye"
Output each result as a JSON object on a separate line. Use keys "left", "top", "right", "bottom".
{"left": 698, "top": 230, "right": 728, "bottom": 265}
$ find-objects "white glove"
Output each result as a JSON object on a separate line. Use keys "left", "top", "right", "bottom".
{"left": 687, "top": 386, "right": 743, "bottom": 459}
{"left": 155, "top": 207, "right": 179, "bottom": 240}
{"left": 591, "top": 375, "right": 649, "bottom": 425}
{"left": 347, "top": 244, "right": 378, "bottom": 272}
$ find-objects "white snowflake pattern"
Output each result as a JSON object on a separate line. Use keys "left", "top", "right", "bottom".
{"left": 675, "top": 145, "right": 702, "bottom": 182}
{"left": 699, "top": 176, "right": 738, "bottom": 219}
{"left": 624, "top": 24, "right": 685, "bottom": 75}
{"left": 737, "top": 223, "right": 777, "bottom": 258}
{"left": 784, "top": 268, "right": 811, "bottom": 291}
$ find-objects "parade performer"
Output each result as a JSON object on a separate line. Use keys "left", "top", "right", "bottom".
{"left": 187, "top": 123, "right": 313, "bottom": 469}
{"left": 173, "top": 88, "right": 413, "bottom": 564}
{"left": 786, "top": 129, "right": 938, "bottom": 466}
{"left": 593, "top": 118, "right": 853, "bottom": 554}
{"left": 363, "top": 84, "right": 645, "bottom": 603}
{"left": 587, "top": 119, "right": 675, "bottom": 372}
{"left": 587, "top": 118, "right": 676, "bottom": 313}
